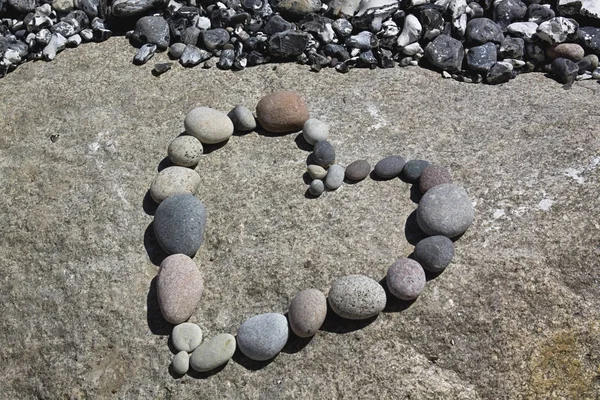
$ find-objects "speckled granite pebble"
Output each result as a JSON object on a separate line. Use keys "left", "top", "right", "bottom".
{"left": 157, "top": 254, "right": 204, "bottom": 324}
{"left": 237, "top": 313, "right": 289, "bottom": 361}
{"left": 190, "top": 333, "right": 236, "bottom": 372}
{"left": 328, "top": 275, "right": 386, "bottom": 320}
{"left": 414, "top": 235, "right": 455, "bottom": 273}
{"left": 309, "top": 179, "right": 325, "bottom": 196}
{"left": 419, "top": 164, "right": 453, "bottom": 193}
{"left": 149, "top": 166, "right": 201, "bottom": 204}
{"left": 312, "top": 141, "right": 335, "bottom": 167}
{"left": 167, "top": 135, "right": 203, "bottom": 167}
{"left": 302, "top": 118, "right": 329, "bottom": 145}
{"left": 417, "top": 183, "right": 474, "bottom": 238}
{"left": 227, "top": 105, "right": 256, "bottom": 132}
{"left": 374, "top": 155, "right": 405, "bottom": 179}
{"left": 345, "top": 160, "right": 371, "bottom": 181}
{"left": 307, "top": 164, "right": 327, "bottom": 180}
{"left": 324, "top": 164, "right": 344, "bottom": 190}
{"left": 401, "top": 159, "right": 430, "bottom": 183}
{"left": 184, "top": 107, "right": 234, "bottom": 144}
{"left": 386, "top": 258, "right": 426, "bottom": 301}
{"left": 288, "top": 289, "right": 327, "bottom": 337}
{"left": 171, "top": 322, "right": 203, "bottom": 353}
{"left": 172, "top": 351, "right": 190, "bottom": 375}
{"left": 154, "top": 194, "right": 207, "bottom": 256}
{"left": 255, "top": 91, "right": 309, "bottom": 133}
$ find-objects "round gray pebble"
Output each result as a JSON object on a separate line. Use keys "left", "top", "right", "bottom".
{"left": 328, "top": 274, "right": 386, "bottom": 320}
{"left": 401, "top": 159, "right": 430, "bottom": 183}
{"left": 288, "top": 289, "right": 327, "bottom": 338}
{"left": 374, "top": 155, "right": 406, "bottom": 179}
{"left": 324, "top": 164, "right": 344, "bottom": 190}
{"left": 386, "top": 258, "right": 426, "bottom": 301}
{"left": 414, "top": 235, "right": 455, "bottom": 273}
{"left": 307, "top": 164, "right": 327, "bottom": 180}
{"left": 312, "top": 141, "right": 335, "bottom": 167}
{"left": 419, "top": 164, "right": 453, "bottom": 193}
{"left": 237, "top": 313, "right": 289, "bottom": 361}
{"left": 149, "top": 166, "right": 201, "bottom": 204}
{"left": 345, "top": 159, "right": 371, "bottom": 181}
{"left": 167, "top": 135, "right": 203, "bottom": 167}
{"left": 190, "top": 333, "right": 236, "bottom": 372}
{"left": 416, "top": 184, "right": 474, "bottom": 238}
{"left": 227, "top": 105, "right": 256, "bottom": 132}
{"left": 309, "top": 179, "right": 325, "bottom": 196}
{"left": 171, "top": 322, "right": 203, "bottom": 353}
{"left": 154, "top": 194, "right": 207, "bottom": 256}
{"left": 172, "top": 351, "right": 190, "bottom": 375}
{"left": 302, "top": 118, "right": 329, "bottom": 145}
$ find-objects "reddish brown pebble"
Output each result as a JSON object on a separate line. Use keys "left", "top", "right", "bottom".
{"left": 345, "top": 159, "right": 371, "bottom": 181}
{"left": 157, "top": 254, "right": 204, "bottom": 324}
{"left": 255, "top": 91, "right": 310, "bottom": 133}
{"left": 288, "top": 289, "right": 327, "bottom": 337}
{"left": 419, "top": 164, "right": 453, "bottom": 193}
{"left": 546, "top": 43, "right": 585, "bottom": 62}
{"left": 386, "top": 258, "right": 426, "bottom": 301}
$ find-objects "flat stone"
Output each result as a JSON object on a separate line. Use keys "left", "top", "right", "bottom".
{"left": 171, "top": 322, "right": 203, "bottom": 353}
{"left": 386, "top": 258, "right": 426, "bottom": 301}
{"left": 133, "top": 43, "right": 156, "bottom": 65}
{"left": 324, "top": 164, "right": 344, "bottom": 190}
{"left": 307, "top": 164, "right": 327, "bottom": 180}
{"left": 416, "top": 183, "right": 475, "bottom": 238}
{"left": 267, "top": 30, "right": 311, "bottom": 58}
{"left": 414, "top": 235, "right": 455, "bottom": 273}
{"left": 288, "top": 289, "right": 327, "bottom": 337}
{"left": 172, "top": 351, "right": 189, "bottom": 375}
{"left": 255, "top": 91, "right": 309, "bottom": 133}
{"left": 419, "top": 164, "right": 453, "bottom": 193}
{"left": 401, "top": 159, "right": 430, "bottom": 183}
{"left": 328, "top": 274, "right": 386, "bottom": 320}
{"left": 169, "top": 43, "right": 186, "bottom": 59}
{"left": 190, "top": 333, "right": 236, "bottom": 372}
{"left": 157, "top": 254, "right": 204, "bottom": 324}
{"left": 237, "top": 313, "right": 289, "bottom": 361}
{"left": 184, "top": 107, "right": 234, "bottom": 144}
{"left": 486, "top": 61, "right": 514, "bottom": 85}
{"left": 227, "top": 105, "right": 256, "bottom": 132}
{"left": 149, "top": 166, "right": 201, "bottom": 204}
{"left": 374, "top": 155, "right": 405, "bottom": 179}
{"left": 180, "top": 45, "right": 211, "bottom": 67}
{"left": 275, "top": 0, "right": 321, "bottom": 19}
{"left": 507, "top": 22, "right": 538, "bottom": 42}
{"left": 330, "top": 0, "right": 361, "bottom": 18}
{"left": 153, "top": 194, "right": 207, "bottom": 256}
{"left": 312, "top": 141, "right": 336, "bottom": 167}
{"left": 168, "top": 135, "right": 203, "bottom": 167}
{"left": 397, "top": 14, "right": 422, "bottom": 48}
{"left": 201, "top": 29, "right": 230, "bottom": 52}
{"left": 345, "top": 159, "right": 371, "bottom": 181}
{"left": 302, "top": 118, "right": 329, "bottom": 145}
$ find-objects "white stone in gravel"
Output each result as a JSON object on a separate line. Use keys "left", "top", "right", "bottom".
{"left": 227, "top": 105, "right": 256, "bottom": 132}
{"left": 537, "top": 17, "right": 578, "bottom": 45}
{"left": 42, "top": 33, "right": 67, "bottom": 61}
{"left": 328, "top": 275, "right": 386, "bottom": 320}
{"left": 324, "top": 164, "right": 344, "bottom": 190}
{"left": 184, "top": 107, "right": 234, "bottom": 144}
{"left": 307, "top": 164, "right": 327, "bottom": 179}
{"left": 302, "top": 118, "right": 329, "bottom": 145}
{"left": 149, "top": 166, "right": 201, "bottom": 204}
{"left": 190, "top": 333, "right": 236, "bottom": 371}
{"left": 237, "top": 313, "right": 289, "bottom": 361}
{"left": 171, "top": 322, "right": 203, "bottom": 353}
{"left": 172, "top": 351, "right": 190, "bottom": 375}
{"left": 168, "top": 135, "right": 203, "bottom": 167}
{"left": 506, "top": 22, "right": 538, "bottom": 42}
{"left": 397, "top": 14, "right": 422, "bottom": 48}
{"left": 402, "top": 42, "right": 424, "bottom": 56}
{"left": 67, "top": 34, "right": 82, "bottom": 47}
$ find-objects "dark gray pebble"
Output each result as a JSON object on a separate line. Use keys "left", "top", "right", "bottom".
{"left": 132, "top": 16, "right": 170, "bottom": 50}
{"left": 551, "top": 57, "right": 579, "bottom": 85}
{"left": 345, "top": 160, "right": 371, "bottom": 181}
{"left": 419, "top": 164, "right": 453, "bottom": 193}
{"left": 401, "top": 159, "right": 430, "bottom": 183}
{"left": 414, "top": 235, "right": 455, "bottom": 273}
{"left": 312, "top": 141, "right": 335, "bottom": 167}
{"left": 374, "top": 155, "right": 405, "bottom": 179}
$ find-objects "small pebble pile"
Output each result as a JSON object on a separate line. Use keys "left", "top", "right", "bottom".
{"left": 145, "top": 91, "right": 475, "bottom": 374}
{"left": 1, "top": 0, "right": 600, "bottom": 84}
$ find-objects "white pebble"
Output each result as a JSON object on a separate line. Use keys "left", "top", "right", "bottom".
{"left": 168, "top": 135, "right": 203, "bottom": 167}
{"left": 302, "top": 118, "right": 329, "bottom": 145}
{"left": 171, "top": 322, "right": 203, "bottom": 353}
{"left": 172, "top": 351, "right": 190, "bottom": 375}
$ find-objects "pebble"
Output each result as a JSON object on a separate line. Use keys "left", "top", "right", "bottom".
{"left": 133, "top": 43, "right": 156, "bottom": 65}
{"left": 190, "top": 333, "right": 237, "bottom": 372}
{"left": 180, "top": 45, "right": 211, "bottom": 67}
{"left": 397, "top": 14, "right": 421, "bottom": 48}
{"left": 499, "top": 37, "right": 524, "bottom": 59}
{"left": 307, "top": 164, "right": 327, "bottom": 180}
{"left": 288, "top": 289, "right": 327, "bottom": 337}
{"left": 149, "top": 166, "right": 201, "bottom": 204}
{"left": 494, "top": 0, "right": 527, "bottom": 29}
{"left": 167, "top": 135, "right": 203, "bottom": 167}
{"left": 551, "top": 57, "right": 579, "bottom": 85}
{"left": 465, "top": 18, "right": 504, "bottom": 45}
{"left": 506, "top": 21, "right": 538, "bottom": 42}
{"left": 132, "top": 16, "right": 170, "bottom": 50}
{"left": 416, "top": 183, "right": 474, "bottom": 238}
{"left": 184, "top": 107, "right": 234, "bottom": 144}
{"left": 227, "top": 105, "right": 256, "bottom": 132}
{"left": 169, "top": 43, "right": 186, "bottom": 59}
{"left": 414, "top": 235, "right": 455, "bottom": 273}
{"left": 466, "top": 42, "right": 498, "bottom": 73}
{"left": 345, "top": 159, "right": 371, "bottom": 181}
{"left": 374, "top": 155, "right": 406, "bottom": 179}
{"left": 578, "top": 27, "right": 600, "bottom": 56}
{"left": 256, "top": 91, "right": 310, "bottom": 133}
{"left": 401, "top": 159, "right": 430, "bottom": 183}
{"left": 486, "top": 61, "right": 514, "bottom": 85}
{"left": 268, "top": 30, "right": 311, "bottom": 58}
{"left": 42, "top": 33, "right": 67, "bottom": 61}
{"left": 154, "top": 194, "right": 207, "bottom": 256}
{"left": 424, "top": 34, "right": 464, "bottom": 72}
{"left": 52, "top": 0, "right": 75, "bottom": 12}
{"left": 324, "top": 164, "right": 345, "bottom": 190}
{"left": 328, "top": 274, "right": 386, "bottom": 320}
{"left": 172, "top": 351, "right": 190, "bottom": 375}
{"left": 171, "top": 322, "right": 203, "bottom": 353}
{"left": 386, "top": 258, "right": 426, "bottom": 301}
{"left": 275, "top": 0, "right": 321, "bottom": 19}
{"left": 302, "top": 118, "right": 329, "bottom": 145}
{"left": 309, "top": 179, "right": 325, "bottom": 196}
{"left": 527, "top": 4, "right": 554, "bottom": 24}
{"left": 111, "top": 0, "right": 166, "bottom": 17}
{"left": 419, "top": 164, "right": 453, "bottom": 193}
{"left": 157, "top": 254, "right": 204, "bottom": 324}
{"left": 201, "top": 28, "right": 230, "bottom": 52}
{"left": 536, "top": 17, "right": 578, "bottom": 45}
{"left": 546, "top": 43, "right": 585, "bottom": 62}
{"left": 312, "top": 140, "right": 336, "bottom": 167}
{"left": 237, "top": 313, "right": 289, "bottom": 361}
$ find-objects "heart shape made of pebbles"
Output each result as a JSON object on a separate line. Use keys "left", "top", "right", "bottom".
{"left": 146, "top": 91, "right": 475, "bottom": 375}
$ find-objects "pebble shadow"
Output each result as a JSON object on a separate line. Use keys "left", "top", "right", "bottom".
{"left": 255, "top": 123, "right": 301, "bottom": 138}
{"left": 409, "top": 184, "right": 423, "bottom": 203}
{"left": 187, "top": 363, "right": 228, "bottom": 379}
{"left": 143, "top": 190, "right": 159, "bottom": 216}
{"left": 378, "top": 277, "right": 416, "bottom": 313}
{"left": 404, "top": 210, "right": 429, "bottom": 246}
{"left": 232, "top": 343, "right": 276, "bottom": 371}
{"left": 202, "top": 139, "right": 229, "bottom": 154}
{"left": 294, "top": 134, "right": 313, "bottom": 152}
{"left": 144, "top": 222, "right": 169, "bottom": 266}
{"left": 281, "top": 312, "right": 313, "bottom": 354}
{"left": 319, "top": 302, "right": 377, "bottom": 334}
{"left": 369, "top": 170, "right": 388, "bottom": 182}
{"left": 157, "top": 156, "right": 174, "bottom": 172}
{"left": 147, "top": 276, "right": 174, "bottom": 336}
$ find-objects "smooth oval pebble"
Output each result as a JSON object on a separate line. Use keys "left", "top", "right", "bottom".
{"left": 417, "top": 183, "right": 474, "bottom": 238}
{"left": 307, "top": 164, "right": 327, "bottom": 180}
{"left": 256, "top": 91, "right": 309, "bottom": 133}
{"left": 157, "top": 254, "right": 204, "bottom": 324}
{"left": 414, "top": 235, "right": 455, "bottom": 273}
{"left": 328, "top": 275, "right": 386, "bottom": 320}
{"left": 288, "top": 289, "right": 327, "bottom": 338}
{"left": 172, "top": 351, "right": 190, "bottom": 375}
{"left": 237, "top": 313, "right": 289, "bottom": 361}
{"left": 324, "top": 164, "right": 344, "bottom": 190}
{"left": 149, "top": 166, "right": 201, "bottom": 204}
{"left": 312, "top": 140, "right": 335, "bottom": 167}
{"left": 345, "top": 159, "right": 371, "bottom": 181}
{"left": 302, "top": 118, "right": 329, "bottom": 145}
{"left": 419, "top": 164, "right": 453, "bottom": 193}
{"left": 401, "top": 159, "right": 430, "bottom": 183}
{"left": 184, "top": 106, "right": 234, "bottom": 144}
{"left": 374, "top": 155, "right": 406, "bottom": 179}
{"left": 227, "top": 105, "right": 256, "bottom": 132}
{"left": 546, "top": 43, "right": 585, "bottom": 62}
{"left": 190, "top": 333, "right": 236, "bottom": 372}
{"left": 386, "top": 258, "right": 426, "bottom": 301}
{"left": 167, "top": 135, "right": 203, "bottom": 167}
{"left": 171, "top": 322, "right": 203, "bottom": 353}
{"left": 154, "top": 194, "right": 207, "bottom": 256}
{"left": 308, "top": 179, "right": 325, "bottom": 196}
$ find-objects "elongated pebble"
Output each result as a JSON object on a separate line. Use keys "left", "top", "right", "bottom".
{"left": 237, "top": 313, "right": 289, "bottom": 361}
{"left": 172, "top": 351, "right": 190, "bottom": 375}
{"left": 190, "top": 333, "right": 236, "bottom": 372}
{"left": 374, "top": 155, "right": 406, "bottom": 179}
{"left": 171, "top": 322, "right": 203, "bottom": 352}
{"left": 157, "top": 254, "right": 204, "bottom": 324}
{"left": 154, "top": 194, "right": 207, "bottom": 256}
{"left": 324, "top": 164, "right": 344, "bottom": 190}
{"left": 345, "top": 160, "right": 371, "bottom": 181}
{"left": 149, "top": 166, "right": 201, "bottom": 204}
{"left": 328, "top": 275, "right": 386, "bottom": 320}
{"left": 289, "top": 289, "right": 327, "bottom": 337}
{"left": 184, "top": 107, "right": 234, "bottom": 144}
{"left": 386, "top": 258, "right": 426, "bottom": 301}
{"left": 307, "top": 164, "right": 327, "bottom": 180}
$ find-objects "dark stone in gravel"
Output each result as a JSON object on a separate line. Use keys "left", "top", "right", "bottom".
{"left": 499, "top": 37, "right": 524, "bottom": 59}
{"left": 401, "top": 159, "right": 430, "bottom": 183}
{"left": 332, "top": 18, "right": 353, "bottom": 39}
{"left": 275, "top": 0, "right": 321, "bottom": 20}
{"left": 112, "top": 0, "right": 168, "bottom": 17}
{"left": 346, "top": 31, "right": 378, "bottom": 50}
{"left": 551, "top": 57, "right": 578, "bottom": 85}
{"left": 263, "top": 15, "right": 295, "bottom": 35}
{"left": 467, "top": 42, "right": 497, "bottom": 72}
{"left": 419, "top": 164, "right": 452, "bottom": 193}
{"left": 182, "top": 26, "right": 201, "bottom": 46}
{"left": 63, "top": 11, "right": 89, "bottom": 34}
{"left": 324, "top": 43, "right": 350, "bottom": 61}
{"left": 526, "top": 3, "right": 555, "bottom": 24}
{"left": 414, "top": 235, "right": 455, "bottom": 273}
{"left": 578, "top": 27, "right": 600, "bottom": 56}
{"left": 268, "top": 30, "right": 310, "bottom": 58}
{"left": 374, "top": 155, "right": 406, "bottom": 179}
{"left": 201, "top": 28, "right": 230, "bottom": 52}
{"left": 300, "top": 14, "right": 335, "bottom": 43}
{"left": 8, "top": 0, "right": 36, "bottom": 13}
{"left": 153, "top": 62, "right": 172, "bottom": 74}
{"left": 217, "top": 48, "right": 235, "bottom": 69}
{"left": 493, "top": 0, "right": 527, "bottom": 29}
{"left": 424, "top": 34, "right": 464, "bottom": 72}
{"left": 345, "top": 160, "right": 371, "bottom": 181}
{"left": 465, "top": 18, "right": 504, "bottom": 45}
{"left": 51, "top": 22, "right": 76, "bottom": 38}
{"left": 132, "top": 16, "right": 170, "bottom": 50}
{"left": 420, "top": 8, "right": 445, "bottom": 40}
{"left": 359, "top": 50, "right": 377, "bottom": 68}
{"left": 76, "top": 0, "right": 100, "bottom": 18}
{"left": 133, "top": 43, "right": 156, "bottom": 64}
{"left": 312, "top": 141, "right": 336, "bottom": 167}
{"left": 378, "top": 49, "right": 395, "bottom": 68}
{"left": 486, "top": 62, "right": 514, "bottom": 84}
{"left": 180, "top": 44, "right": 210, "bottom": 67}
{"left": 154, "top": 194, "right": 207, "bottom": 257}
